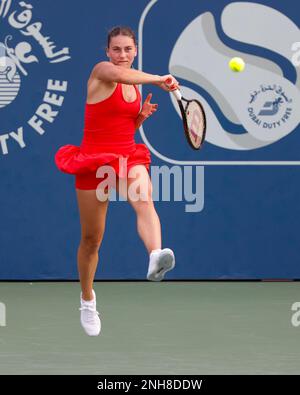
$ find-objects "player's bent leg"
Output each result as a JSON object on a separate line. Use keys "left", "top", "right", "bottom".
{"left": 117, "top": 165, "right": 175, "bottom": 281}
{"left": 121, "top": 165, "right": 162, "bottom": 253}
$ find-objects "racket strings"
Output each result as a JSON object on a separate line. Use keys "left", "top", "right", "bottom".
{"left": 186, "top": 101, "right": 205, "bottom": 146}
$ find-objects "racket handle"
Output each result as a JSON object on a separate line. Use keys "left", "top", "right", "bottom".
{"left": 165, "top": 78, "right": 182, "bottom": 100}
{"left": 171, "top": 89, "right": 182, "bottom": 101}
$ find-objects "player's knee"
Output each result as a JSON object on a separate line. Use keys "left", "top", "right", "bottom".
{"left": 80, "top": 234, "right": 103, "bottom": 254}
{"left": 132, "top": 197, "right": 155, "bottom": 214}
{"left": 138, "top": 187, "right": 153, "bottom": 202}
{"left": 130, "top": 182, "right": 153, "bottom": 203}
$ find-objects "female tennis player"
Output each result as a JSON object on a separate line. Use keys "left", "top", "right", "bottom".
{"left": 55, "top": 26, "right": 178, "bottom": 336}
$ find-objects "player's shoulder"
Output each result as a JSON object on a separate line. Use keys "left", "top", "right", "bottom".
{"left": 91, "top": 61, "right": 114, "bottom": 76}
{"left": 88, "top": 62, "right": 115, "bottom": 90}
{"left": 89, "top": 61, "right": 118, "bottom": 85}
{"left": 93, "top": 60, "right": 111, "bottom": 69}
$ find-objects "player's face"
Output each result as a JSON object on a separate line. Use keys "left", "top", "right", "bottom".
{"left": 106, "top": 35, "right": 137, "bottom": 68}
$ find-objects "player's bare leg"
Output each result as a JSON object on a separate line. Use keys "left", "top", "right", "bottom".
{"left": 76, "top": 189, "right": 109, "bottom": 300}
{"left": 76, "top": 189, "right": 109, "bottom": 335}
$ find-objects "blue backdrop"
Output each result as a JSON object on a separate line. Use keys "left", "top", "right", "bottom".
{"left": 0, "top": 0, "right": 300, "bottom": 279}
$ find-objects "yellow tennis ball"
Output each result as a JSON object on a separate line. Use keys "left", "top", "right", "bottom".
{"left": 229, "top": 57, "right": 245, "bottom": 72}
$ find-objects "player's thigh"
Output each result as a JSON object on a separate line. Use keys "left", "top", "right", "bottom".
{"left": 76, "top": 189, "right": 109, "bottom": 242}
{"left": 117, "top": 165, "right": 153, "bottom": 206}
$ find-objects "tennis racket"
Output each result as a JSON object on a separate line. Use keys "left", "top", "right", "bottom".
{"left": 166, "top": 78, "right": 206, "bottom": 150}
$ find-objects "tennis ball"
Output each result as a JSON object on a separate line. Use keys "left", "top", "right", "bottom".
{"left": 229, "top": 57, "right": 245, "bottom": 72}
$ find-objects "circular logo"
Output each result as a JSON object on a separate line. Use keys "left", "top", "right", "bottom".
{"left": 169, "top": 3, "right": 300, "bottom": 151}
{"left": 247, "top": 84, "right": 293, "bottom": 138}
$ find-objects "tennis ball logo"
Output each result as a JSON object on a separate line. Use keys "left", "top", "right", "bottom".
{"left": 169, "top": 2, "right": 300, "bottom": 151}
{"left": 229, "top": 57, "right": 245, "bottom": 72}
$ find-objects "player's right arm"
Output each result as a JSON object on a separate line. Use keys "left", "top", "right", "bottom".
{"left": 91, "top": 61, "right": 178, "bottom": 91}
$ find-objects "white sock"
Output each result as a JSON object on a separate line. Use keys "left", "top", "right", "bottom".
{"left": 81, "top": 290, "right": 95, "bottom": 303}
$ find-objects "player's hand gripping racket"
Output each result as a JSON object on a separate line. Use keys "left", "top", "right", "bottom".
{"left": 166, "top": 78, "right": 206, "bottom": 150}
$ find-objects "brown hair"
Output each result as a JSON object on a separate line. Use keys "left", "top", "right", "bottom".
{"left": 107, "top": 26, "right": 137, "bottom": 48}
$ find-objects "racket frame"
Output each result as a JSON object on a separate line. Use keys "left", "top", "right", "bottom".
{"left": 176, "top": 96, "right": 207, "bottom": 150}
{"left": 165, "top": 79, "right": 207, "bottom": 150}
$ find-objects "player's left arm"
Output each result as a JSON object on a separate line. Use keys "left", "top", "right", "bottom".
{"left": 135, "top": 93, "right": 158, "bottom": 129}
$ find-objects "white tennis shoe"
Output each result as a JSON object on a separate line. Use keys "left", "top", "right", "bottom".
{"left": 79, "top": 289, "right": 101, "bottom": 336}
{"left": 147, "top": 248, "right": 175, "bottom": 281}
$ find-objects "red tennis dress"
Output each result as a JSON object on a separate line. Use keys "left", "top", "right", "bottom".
{"left": 55, "top": 83, "right": 151, "bottom": 190}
